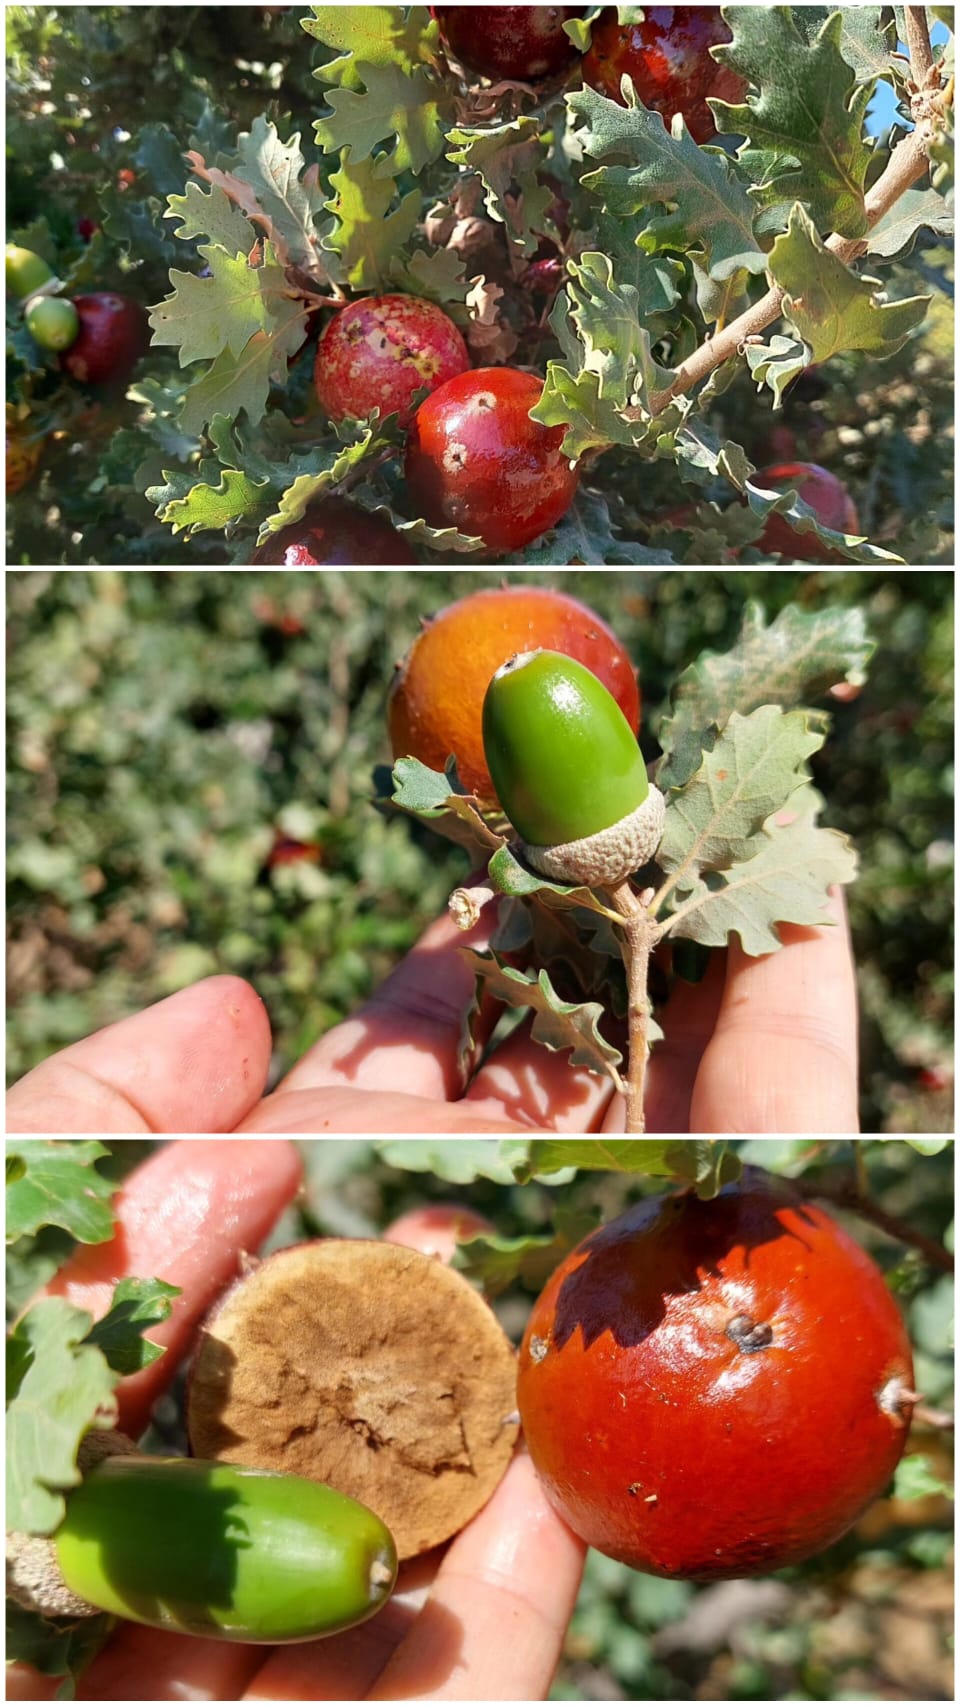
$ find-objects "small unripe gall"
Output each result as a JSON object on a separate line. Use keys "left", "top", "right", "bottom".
{"left": 482, "top": 650, "right": 664, "bottom": 885}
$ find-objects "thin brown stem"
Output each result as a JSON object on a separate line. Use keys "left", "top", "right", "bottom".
{"left": 814, "top": 1176, "right": 954, "bottom": 1274}
{"left": 912, "top": 1403, "right": 954, "bottom": 1432}
{"left": 607, "top": 881, "right": 656, "bottom": 1132}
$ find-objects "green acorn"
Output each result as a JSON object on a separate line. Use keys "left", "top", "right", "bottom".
{"left": 25, "top": 294, "right": 80, "bottom": 352}
{"left": 9, "top": 1453, "right": 397, "bottom": 1644}
{"left": 5, "top": 244, "right": 58, "bottom": 300}
{"left": 482, "top": 649, "right": 665, "bottom": 885}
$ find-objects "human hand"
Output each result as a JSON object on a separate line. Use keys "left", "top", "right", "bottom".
{"left": 7, "top": 1141, "right": 586, "bottom": 1702}
{"left": 6, "top": 888, "right": 857, "bottom": 1135}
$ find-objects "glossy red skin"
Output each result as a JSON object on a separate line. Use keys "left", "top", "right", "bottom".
{"left": 251, "top": 498, "right": 416, "bottom": 565}
{"left": 60, "top": 293, "right": 150, "bottom": 387}
{"left": 583, "top": 6, "right": 747, "bottom": 143}
{"left": 518, "top": 1171, "right": 914, "bottom": 1580}
{"left": 315, "top": 294, "right": 470, "bottom": 430}
{"left": 387, "top": 583, "right": 640, "bottom": 796}
{"left": 432, "top": 6, "right": 584, "bottom": 81}
{"left": 404, "top": 367, "right": 579, "bottom": 553}
{"left": 753, "top": 462, "right": 860, "bottom": 562}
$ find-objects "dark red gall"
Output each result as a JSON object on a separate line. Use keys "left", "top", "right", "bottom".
{"left": 251, "top": 499, "right": 416, "bottom": 565}
{"left": 432, "top": 6, "right": 584, "bottom": 82}
{"left": 583, "top": 6, "right": 747, "bottom": 143}
{"left": 60, "top": 293, "right": 150, "bottom": 388}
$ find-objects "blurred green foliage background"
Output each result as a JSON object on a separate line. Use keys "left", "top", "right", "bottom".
{"left": 6, "top": 569, "right": 954, "bottom": 1130}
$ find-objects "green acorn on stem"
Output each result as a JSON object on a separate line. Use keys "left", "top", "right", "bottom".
{"left": 5, "top": 244, "right": 59, "bottom": 300}
{"left": 482, "top": 649, "right": 665, "bottom": 886}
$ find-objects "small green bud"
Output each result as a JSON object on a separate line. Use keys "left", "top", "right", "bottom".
{"left": 482, "top": 650, "right": 664, "bottom": 885}
{"left": 52, "top": 1456, "right": 397, "bottom": 1643}
{"left": 6, "top": 245, "right": 56, "bottom": 300}
{"left": 25, "top": 294, "right": 80, "bottom": 352}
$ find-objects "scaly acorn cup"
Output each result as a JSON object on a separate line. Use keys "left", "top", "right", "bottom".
{"left": 482, "top": 649, "right": 665, "bottom": 886}
{"left": 10, "top": 1455, "right": 397, "bottom": 1644}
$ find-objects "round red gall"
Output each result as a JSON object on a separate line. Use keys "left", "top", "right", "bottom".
{"left": 404, "top": 367, "right": 579, "bottom": 554}
{"left": 251, "top": 499, "right": 416, "bottom": 565}
{"left": 518, "top": 1171, "right": 914, "bottom": 1580}
{"left": 432, "top": 6, "right": 584, "bottom": 82}
{"left": 388, "top": 583, "right": 640, "bottom": 798}
{"left": 314, "top": 294, "right": 470, "bottom": 430}
{"left": 60, "top": 293, "right": 150, "bottom": 388}
{"left": 583, "top": 5, "right": 747, "bottom": 143}
{"left": 752, "top": 462, "right": 860, "bottom": 562}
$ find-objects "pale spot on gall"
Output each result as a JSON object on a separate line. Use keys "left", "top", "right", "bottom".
{"left": 877, "top": 1371, "right": 915, "bottom": 1423}
{"left": 442, "top": 439, "right": 468, "bottom": 473}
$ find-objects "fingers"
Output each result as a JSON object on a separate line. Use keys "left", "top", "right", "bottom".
{"left": 261, "top": 905, "right": 501, "bottom": 1108}
{"left": 367, "top": 1452, "right": 585, "bottom": 1702}
{"left": 249, "top": 886, "right": 615, "bottom": 1130}
{"left": 75, "top": 1623, "right": 263, "bottom": 1702}
{"left": 690, "top": 887, "right": 859, "bottom": 1132}
{"left": 241, "top": 1560, "right": 435, "bottom": 1701}
{"left": 6, "top": 976, "right": 272, "bottom": 1135}
{"left": 40, "top": 1139, "right": 303, "bottom": 1440}
{"left": 464, "top": 1016, "right": 615, "bottom": 1131}
{"left": 4, "top": 1664, "right": 58, "bottom": 1701}
{"left": 236, "top": 1086, "right": 527, "bottom": 1133}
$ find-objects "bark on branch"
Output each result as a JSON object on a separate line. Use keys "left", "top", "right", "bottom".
{"left": 648, "top": 13, "right": 947, "bottom": 417}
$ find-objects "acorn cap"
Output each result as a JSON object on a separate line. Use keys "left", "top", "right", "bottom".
{"left": 482, "top": 649, "right": 649, "bottom": 849}
{"left": 523, "top": 786, "right": 666, "bottom": 886}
